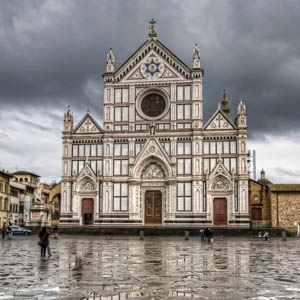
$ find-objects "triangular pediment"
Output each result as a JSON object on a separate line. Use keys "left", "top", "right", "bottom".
{"left": 73, "top": 112, "right": 103, "bottom": 134}
{"left": 208, "top": 160, "right": 233, "bottom": 191}
{"left": 114, "top": 39, "right": 192, "bottom": 83}
{"left": 132, "top": 138, "right": 172, "bottom": 179}
{"left": 204, "top": 109, "right": 236, "bottom": 131}
{"left": 76, "top": 160, "right": 96, "bottom": 179}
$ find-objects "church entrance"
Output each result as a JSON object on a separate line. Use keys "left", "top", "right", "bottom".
{"left": 213, "top": 198, "right": 227, "bottom": 226}
{"left": 82, "top": 198, "right": 94, "bottom": 225}
{"left": 144, "top": 191, "right": 162, "bottom": 225}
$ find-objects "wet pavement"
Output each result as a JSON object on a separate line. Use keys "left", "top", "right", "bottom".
{"left": 0, "top": 235, "right": 300, "bottom": 299}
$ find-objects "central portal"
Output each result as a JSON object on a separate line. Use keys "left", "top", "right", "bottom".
{"left": 144, "top": 191, "right": 162, "bottom": 225}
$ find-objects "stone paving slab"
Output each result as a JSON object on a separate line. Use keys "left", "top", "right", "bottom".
{"left": 0, "top": 235, "right": 300, "bottom": 299}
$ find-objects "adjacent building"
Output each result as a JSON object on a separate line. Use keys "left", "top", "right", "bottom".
{"left": 0, "top": 170, "right": 12, "bottom": 228}
{"left": 249, "top": 170, "right": 300, "bottom": 231}
{"left": 61, "top": 21, "right": 249, "bottom": 228}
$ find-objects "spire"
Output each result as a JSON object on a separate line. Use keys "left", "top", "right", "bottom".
{"left": 148, "top": 18, "right": 157, "bottom": 39}
{"left": 237, "top": 99, "right": 246, "bottom": 116}
{"left": 261, "top": 169, "right": 265, "bottom": 180}
{"left": 193, "top": 43, "right": 200, "bottom": 68}
{"left": 106, "top": 48, "right": 115, "bottom": 73}
{"left": 221, "top": 89, "right": 230, "bottom": 116}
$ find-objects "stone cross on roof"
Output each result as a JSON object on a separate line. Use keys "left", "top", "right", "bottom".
{"left": 148, "top": 18, "right": 157, "bottom": 38}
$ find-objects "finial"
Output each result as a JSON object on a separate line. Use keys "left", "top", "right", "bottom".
{"left": 193, "top": 43, "right": 200, "bottom": 68}
{"left": 106, "top": 48, "right": 115, "bottom": 72}
{"left": 87, "top": 107, "right": 90, "bottom": 114}
{"left": 221, "top": 89, "right": 230, "bottom": 116}
{"left": 148, "top": 18, "right": 157, "bottom": 38}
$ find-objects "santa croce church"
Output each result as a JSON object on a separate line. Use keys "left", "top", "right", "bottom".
{"left": 60, "top": 20, "right": 249, "bottom": 228}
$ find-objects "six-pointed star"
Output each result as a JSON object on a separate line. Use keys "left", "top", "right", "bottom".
{"left": 145, "top": 59, "right": 161, "bottom": 76}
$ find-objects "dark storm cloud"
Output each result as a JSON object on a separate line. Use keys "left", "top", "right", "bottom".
{"left": 0, "top": 1, "right": 300, "bottom": 138}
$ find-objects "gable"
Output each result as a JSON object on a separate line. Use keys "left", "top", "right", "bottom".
{"left": 73, "top": 113, "right": 103, "bottom": 135}
{"left": 204, "top": 111, "right": 236, "bottom": 131}
{"left": 114, "top": 39, "right": 191, "bottom": 83}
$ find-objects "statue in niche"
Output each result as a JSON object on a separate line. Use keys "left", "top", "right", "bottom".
{"left": 142, "top": 163, "right": 165, "bottom": 179}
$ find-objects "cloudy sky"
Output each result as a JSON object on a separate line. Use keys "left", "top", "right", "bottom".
{"left": 0, "top": 0, "right": 300, "bottom": 183}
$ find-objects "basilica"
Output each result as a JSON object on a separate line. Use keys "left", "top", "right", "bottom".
{"left": 60, "top": 20, "right": 249, "bottom": 228}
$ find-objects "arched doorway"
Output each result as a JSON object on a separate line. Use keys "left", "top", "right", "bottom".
{"left": 82, "top": 198, "right": 94, "bottom": 225}
{"left": 145, "top": 190, "right": 162, "bottom": 225}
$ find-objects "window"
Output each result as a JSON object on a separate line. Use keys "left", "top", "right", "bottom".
{"left": 135, "top": 124, "right": 148, "bottom": 131}
{"left": 114, "top": 160, "right": 128, "bottom": 176}
{"left": 203, "top": 142, "right": 209, "bottom": 154}
{"left": 135, "top": 142, "right": 144, "bottom": 155}
{"left": 177, "top": 182, "right": 192, "bottom": 211}
{"left": 97, "top": 144, "right": 103, "bottom": 156}
{"left": 79, "top": 145, "right": 84, "bottom": 157}
{"left": 114, "top": 143, "right": 129, "bottom": 156}
{"left": 157, "top": 123, "right": 170, "bottom": 131}
{"left": 177, "top": 86, "right": 191, "bottom": 101}
{"left": 115, "top": 106, "right": 128, "bottom": 122}
{"left": 73, "top": 145, "right": 78, "bottom": 156}
{"left": 0, "top": 182, "right": 2, "bottom": 192}
{"left": 115, "top": 88, "right": 129, "bottom": 103}
{"left": 177, "top": 123, "right": 192, "bottom": 129}
{"left": 114, "top": 125, "right": 129, "bottom": 131}
{"left": 177, "top": 141, "right": 192, "bottom": 155}
{"left": 177, "top": 158, "right": 192, "bottom": 175}
{"left": 230, "top": 141, "right": 237, "bottom": 154}
{"left": 113, "top": 183, "right": 128, "bottom": 211}
{"left": 91, "top": 145, "right": 97, "bottom": 156}
{"left": 160, "top": 141, "right": 170, "bottom": 155}
{"left": 177, "top": 104, "right": 191, "bottom": 120}
{"left": 85, "top": 145, "right": 90, "bottom": 157}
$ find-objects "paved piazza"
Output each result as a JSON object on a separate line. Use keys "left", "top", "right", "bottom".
{"left": 0, "top": 235, "right": 300, "bottom": 299}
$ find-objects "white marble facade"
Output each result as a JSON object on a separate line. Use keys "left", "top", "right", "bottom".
{"left": 61, "top": 21, "right": 249, "bottom": 227}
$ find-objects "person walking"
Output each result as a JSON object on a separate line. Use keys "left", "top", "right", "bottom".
{"left": 204, "top": 227, "right": 210, "bottom": 242}
{"left": 1, "top": 223, "right": 7, "bottom": 240}
{"left": 200, "top": 228, "right": 205, "bottom": 242}
{"left": 39, "top": 227, "right": 52, "bottom": 257}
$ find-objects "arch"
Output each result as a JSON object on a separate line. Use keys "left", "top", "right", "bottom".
{"left": 134, "top": 155, "right": 172, "bottom": 180}
{"left": 210, "top": 175, "right": 231, "bottom": 192}
{"left": 79, "top": 177, "right": 96, "bottom": 192}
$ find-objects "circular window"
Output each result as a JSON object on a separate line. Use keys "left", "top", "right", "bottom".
{"left": 141, "top": 93, "right": 166, "bottom": 118}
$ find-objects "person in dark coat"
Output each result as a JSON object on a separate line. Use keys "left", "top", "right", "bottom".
{"left": 204, "top": 227, "right": 210, "bottom": 242}
{"left": 39, "top": 227, "right": 51, "bottom": 257}
{"left": 1, "top": 223, "right": 7, "bottom": 240}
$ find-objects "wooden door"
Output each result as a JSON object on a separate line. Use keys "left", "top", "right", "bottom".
{"left": 82, "top": 198, "right": 94, "bottom": 225}
{"left": 252, "top": 207, "right": 262, "bottom": 221}
{"left": 145, "top": 191, "right": 162, "bottom": 225}
{"left": 213, "top": 198, "right": 227, "bottom": 226}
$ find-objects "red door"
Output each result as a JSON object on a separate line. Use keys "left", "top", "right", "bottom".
{"left": 214, "top": 198, "right": 227, "bottom": 226}
{"left": 82, "top": 198, "right": 94, "bottom": 225}
{"left": 145, "top": 191, "right": 162, "bottom": 225}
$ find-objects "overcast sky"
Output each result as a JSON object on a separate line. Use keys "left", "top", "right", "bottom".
{"left": 0, "top": 0, "right": 300, "bottom": 183}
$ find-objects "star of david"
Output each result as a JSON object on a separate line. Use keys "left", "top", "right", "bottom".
{"left": 144, "top": 59, "right": 161, "bottom": 76}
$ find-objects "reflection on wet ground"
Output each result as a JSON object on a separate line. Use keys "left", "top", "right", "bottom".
{"left": 1, "top": 235, "right": 300, "bottom": 299}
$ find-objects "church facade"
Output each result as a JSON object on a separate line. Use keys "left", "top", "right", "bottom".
{"left": 60, "top": 21, "right": 249, "bottom": 228}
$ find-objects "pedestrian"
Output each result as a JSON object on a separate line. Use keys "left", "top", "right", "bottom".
{"left": 263, "top": 231, "right": 269, "bottom": 241}
{"left": 1, "top": 223, "right": 7, "bottom": 240}
{"left": 39, "top": 227, "right": 52, "bottom": 257}
{"left": 7, "top": 225, "right": 12, "bottom": 240}
{"left": 204, "top": 227, "right": 210, "bottom": 242}
{"left": 200, "top": 228, "right": 205, "bottom": 242}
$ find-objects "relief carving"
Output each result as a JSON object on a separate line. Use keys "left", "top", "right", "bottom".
{"left": 142, "top": 163, "right": 165, "bottom": 179}
{"left": 212, "top": 176, "right": 230, "bottom": 191}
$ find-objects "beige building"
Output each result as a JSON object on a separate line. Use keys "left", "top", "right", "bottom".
{"left": 0, "top": 170, "right": 12, "bottom": 228}
{"left": 50, "top": 182, "right": 61, "bottom": 226}
{"left": 61, "top": 21, "right": 249, "bottom": 228}
{"left": 9, "top": 181, "right": 26, "bottom": 225}
{"left": 12, "top": 171, "right": 40, "bottom": 225}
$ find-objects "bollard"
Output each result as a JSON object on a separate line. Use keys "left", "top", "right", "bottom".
{"left": 282, "top": 231, "right": 287, "bottom": 241}
{"left": 185, "top": 230, "right": 189, "bottom": 240}
{"left": 140, "top": 230, "right": 144, "bottom": 240}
